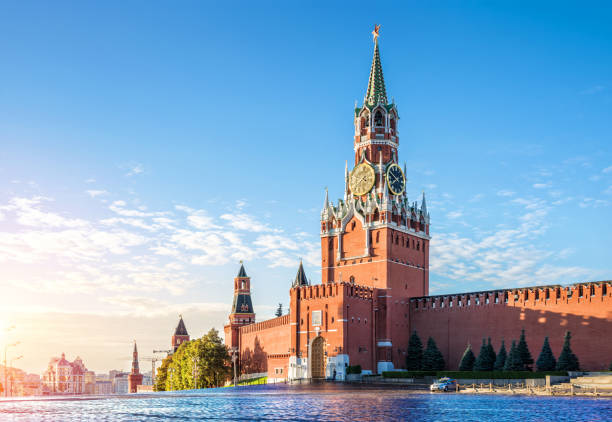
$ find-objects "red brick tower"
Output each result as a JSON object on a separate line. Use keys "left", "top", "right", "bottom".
{"left": 128, "top": 341, "right": 143, "bottom": 393}
{"left": 320, "top": 28, "right": 430, "bottom": 371}
{"left": 172, "top": 315, "right": 190, "bottom": 353}
{"left": 320, "top": 29, "right": 430, "bottom": 296}
{"left": 224, "top": 262, "right": 255, "bottom": 350}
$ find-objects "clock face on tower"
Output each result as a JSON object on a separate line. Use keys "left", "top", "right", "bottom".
{"left": 350, "top": 163, "right": 376, "bottom": 196}
{"left": 386, "top": 163, "right": 406, "bottom": 195}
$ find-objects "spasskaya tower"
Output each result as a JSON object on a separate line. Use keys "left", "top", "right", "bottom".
{"left": 320, "top": 25, "right": 430, "bottom": 298}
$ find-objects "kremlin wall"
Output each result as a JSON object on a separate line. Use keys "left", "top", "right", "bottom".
{"left": 224, "top": 30, "right": 612, "bottom": 381}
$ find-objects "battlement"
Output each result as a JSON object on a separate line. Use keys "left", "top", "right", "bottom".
{"left": 410, "top": 280, "right": 611, "bottom": 311}
{"left": 239, "top": 314, "right": 290, "bottom": 335}
{"left": 292, "top": 281, "right": 374, "bottom": 301}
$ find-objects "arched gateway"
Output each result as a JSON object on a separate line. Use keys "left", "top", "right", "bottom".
{"left": 309, "top": 336, "right": 326, "bottom": 379}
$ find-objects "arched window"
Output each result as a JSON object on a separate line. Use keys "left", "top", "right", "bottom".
{"left": 349, "top": 276, "right": 355, "bottom": 284}
{"left": 374, "top": 111, "right": 383, "bottom": 127}
{"left": 376, "top": 232, "right": 380, "bottom": 243}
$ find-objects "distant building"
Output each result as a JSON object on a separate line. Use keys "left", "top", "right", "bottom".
{"left": 42, "top": 353, "right": 87, "bottom": 394}
{"left": 112, "top": 373, "right": 129, "bottom": 394}
{"left": 84, "top": 371, "right": 96, "bottom": 394}
{"left": 94, "top": 380, "right": 112, "bottom": 395}
{"left": 127, "top": 342, "right": 143, "bottom": 393}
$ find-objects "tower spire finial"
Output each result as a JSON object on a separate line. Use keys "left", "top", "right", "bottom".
{"left": 365, "top": 26, "right": 387, "bottom": 106}
{"left": 372, "top": 24, "right": 381, "bottom": 43}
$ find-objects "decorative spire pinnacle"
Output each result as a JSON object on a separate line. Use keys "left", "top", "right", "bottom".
{"left": 344, "top": 162, "right": 349, "bottom": 200}
{"left": 292, "top": 260, "right": 309, "bottom": 288}
{"left": 421, "top": 191, "right": 427, "bottom": 215}
{"left": 323, "top": 187, "right": 329, "bottom": 209}
{"left": 237, "top": 262, "right": 248, "bottom": 278}
{"left": 174, "top": 315, "right": 189, "bottom": 336}
{"left": 365, "top": 25, "right": 387, "bottom": 106}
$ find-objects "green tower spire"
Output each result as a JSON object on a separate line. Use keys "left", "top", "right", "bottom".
{"left": 365, "top": 37, "right": 388, "bottom": 106}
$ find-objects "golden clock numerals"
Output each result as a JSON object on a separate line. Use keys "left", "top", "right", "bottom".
{"left": 350, "top": 163, "right": 375, "bottom": 196}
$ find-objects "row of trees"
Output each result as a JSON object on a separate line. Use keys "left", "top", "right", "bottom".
{"left": 406, "top": 333, "right": 445, "bottom": 370}
{"left": 155, "top": 329, "right": 231, "bottom": 391}
{"left": 406, "top": 329, "right": 580, "bottom": 372}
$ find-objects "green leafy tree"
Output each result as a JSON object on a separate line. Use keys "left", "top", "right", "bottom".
{"left": 163, "top": 328, "right": 232, "bottom": 391}
{"left": 536, "top": 337, "right": 557, "bottom": 371}
{"left": 405, "top": 331, "right": 423, "bottom": 370}
{"left": 155, "top": 355, "right": 173, "bottom": 391}
{"left": 556, "top": 331, "right": 580, "bottom": 371}
{"left": 198, "top": 328, "right": 232, "bottom": 388}
{"left": 275, "top": 303, "right": 283, "bottom": 317}
{"left": 504, "top": 340, "right": 524, "bottom": 371}
{"left": 458, "top": 343, "right": 475, "bottom": 371}
{"left": 422, "top": 337, "right": 445, "bottom": 371}
{"left": 609, "top": 361, "right": 612, "bottom": 371}
{"left": 494, "top": 340, "right": 507, "bottom": 371}
{"left": 516, "top": 329, "right": 534, "bottom": 371}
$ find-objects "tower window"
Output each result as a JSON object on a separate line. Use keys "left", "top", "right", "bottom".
{"left": 374, "top": 111, "right": 383, "bottom": 127}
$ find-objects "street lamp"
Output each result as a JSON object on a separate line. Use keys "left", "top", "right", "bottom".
{"left": 9, "top": 355, "right": 23, "bottom": 397}
{"left": 229, "top": 347, "right": 238, "bottom": 387}
{"left": 4, "top": 340, "right": 20, "bottom": 398}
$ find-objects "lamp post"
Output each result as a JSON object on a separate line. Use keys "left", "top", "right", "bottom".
{"left": 4, "top": 339, "right": 20, "bottom": 398}
{"left": 230, "top": 347, "right": 238, "bottom": 387}
{"left": 9, "top": 355, "right": 22, "bottom": 397}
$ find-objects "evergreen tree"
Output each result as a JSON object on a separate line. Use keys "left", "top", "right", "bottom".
{"left": 494, "top": 340, "right": 507, "bottom": 371}
{"left": 556, "top": 331, "right": 580, "bottom": 371}
{"left": 458, "top": 343, "right": 475, "bottom": 371}
{"left": 422, "top": 337, "right": 445, "bottom": 371}
{"left": 474, "top": 338, "right": 496, "bottom": 371}
{"left": 516, "top": 329, "right": 534, "bottom": 371}
{"left": 485, "top": 338, "right": 497, "bottom": 371}
{"left": 474, "top": 338, "right": 489, "bottom": 371}
{"left": 504, "top": 340, "right": 524, "bottom": 371}
{"left": 536, "top": 337, "right": 557, "bottom": 372}
{"left": 275, "top": 303, "right": 283, "bottom": 317}
{"left": 405, "top": 331, "right": 423, "bottom": 370}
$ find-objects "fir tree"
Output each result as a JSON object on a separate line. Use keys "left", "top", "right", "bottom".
{"left": 275, "top": 303, "right": 283, "bottom": 317}
{"left": 516, "top": 329, "right": 534, "bottom": 371}
{"left": 405, "top": 331, "right": 423, "bottom": 370}
{"left": 474, "top": 338, "right": 489, "bottom": 371}
{"left": 422, "top": 337, "right": 445, "bottom": 371}
{"left": 556, "top": 331, "right": 580, "bottom": 371}
{"left": 504, "top": 340, "right": 524, "bottom": 371}
{"left": 494, "top": 340, "right": 507, "bottom": 371}
{"left": 536, "top": 337, "right": 557, "bottom": 372}
{"left": 458, "top": 343, "right": 475, "bottom": 371}
{"left": 485, "top": 338, "right": 497, "bottom": 371}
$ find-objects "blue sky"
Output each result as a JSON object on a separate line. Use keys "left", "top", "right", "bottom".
{"left": 1, "top": 1, "right": 611, "bottom": 373}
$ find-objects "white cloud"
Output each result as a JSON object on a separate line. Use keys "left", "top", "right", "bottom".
{"left": 125, "top": 163, "right": 144, "bottom": 177}
{"left": 446, "top": 211, "right": 463, "bottom": 219}
{"left": 220, "top": 213, "right": 274, "bottom": 232}
{"left": 603, "top": 166, "right": 612, "bottom": 174}
{"left": 497, "top": 190, "right": 515, "bottom": 197}
{"left": 532, "top": 182, "right": 552, "bottom": 189}
{"left": 86, "top": 190, "right": 108, "bottom": 198}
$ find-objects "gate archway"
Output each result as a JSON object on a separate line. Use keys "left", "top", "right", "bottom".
{"left": 310, "top": 336, "right": 326, "bottom": 379}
